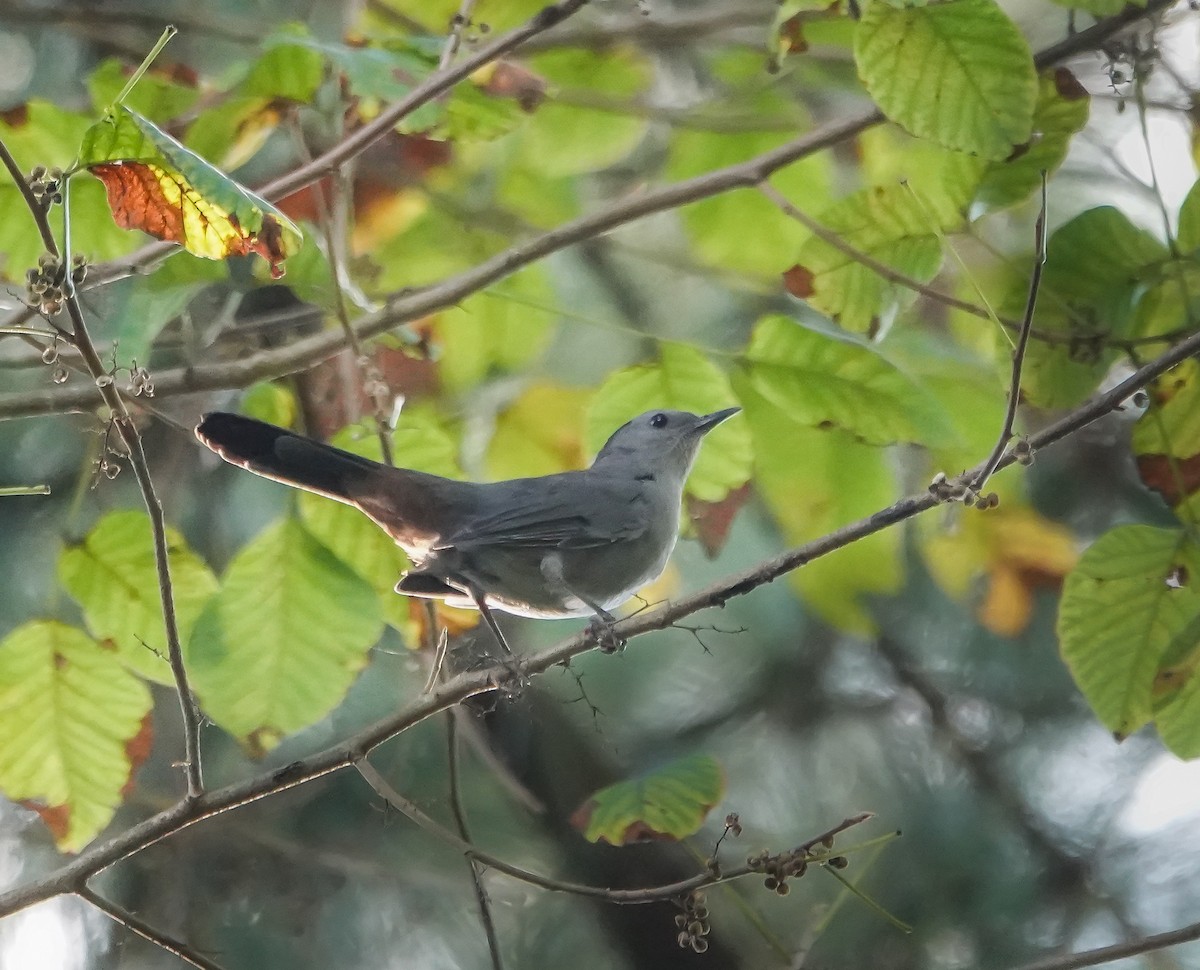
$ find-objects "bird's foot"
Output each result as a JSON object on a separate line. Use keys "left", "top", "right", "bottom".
{"left": 588, "top": 613, "right": 626, "bottom": 654}
{"left": 486, "top": 653, "right": 529, "bottom": 697}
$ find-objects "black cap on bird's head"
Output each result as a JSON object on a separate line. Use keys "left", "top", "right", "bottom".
{"left": 592, "top": 407, "right": 740, "bottom": 482}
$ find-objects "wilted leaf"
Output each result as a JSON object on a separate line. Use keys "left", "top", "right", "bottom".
{"left": 0, "top": 621, "right": 152, "bottom": 851}
{"left": 687, "top": 483, "right": 753, "bottom": 559}
{"left": 80, "top": 105, "right": 302, "bottom": 276}
{"left": 571, "top": 754, "right": 725, "bottom": 845}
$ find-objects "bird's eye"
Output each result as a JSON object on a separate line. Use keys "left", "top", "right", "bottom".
{"left": 650, "top": 413, "right": 668, "bottom": 428}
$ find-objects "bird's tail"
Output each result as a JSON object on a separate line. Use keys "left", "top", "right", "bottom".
{"left": 195, "top": 412, "right": 381, "bottom": 505}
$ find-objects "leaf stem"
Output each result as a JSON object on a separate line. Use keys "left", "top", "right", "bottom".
{"left": 112, "top": 24, "right": 178, "bottom": 109}
{"left": 0, "top": 485, "right": 50, "bottom": 496}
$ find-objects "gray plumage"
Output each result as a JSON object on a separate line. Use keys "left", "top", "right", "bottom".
{"left": 195, "top": 407, "right": 738, "bottom": 649}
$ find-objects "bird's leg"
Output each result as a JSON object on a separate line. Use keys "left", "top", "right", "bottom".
{"left": 539, "top": 554, "right": 625, "bottom": 654}
{"left": 583, "top": 602, "right": 625, "bottom": 654}
{"left": 468, "top": 586, "right": 527, "bottom": 691}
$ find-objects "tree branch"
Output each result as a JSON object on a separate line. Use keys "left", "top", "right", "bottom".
{"left": 972, "top": 174, "right": 1047, "bottom": 493}
{"left": 1010, "top": 920, "right": 1200, "bottom": 970}
{"left": 79, "top": 885, "right": 228, "bottom": 970}
{"left": 358, "top": 758, "right": 872, "bottom": 903}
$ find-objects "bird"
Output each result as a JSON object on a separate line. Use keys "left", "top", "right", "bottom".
{"left": 194, "top": 407, "right": 739, "bottom": 654}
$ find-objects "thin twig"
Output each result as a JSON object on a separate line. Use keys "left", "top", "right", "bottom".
{"left": 0, "top": 137, "right": 205, "bottom": 798}
{"left": 1009, "top": 920, "right": 1200, "bottom": 970}
{"left": 0, "top": 484, "right": 50, "bottom": 495}
{"left": 438, "top": 0, "right": 478, "bottom": 69}
{"left": 758, "top": 180, "right": 1081, "bottom": 346}
{"left": 359, "top": 757, "right": 872, "bottom": 903}
{"left": 446, "top": 712, "right": 505, "bottom": 970}
{"left": 972, "top": 173, "right": 1048, "bottom": 493}
{"left": 78, "top": 885, "right": 228, "bottom": 970}
{"left": 288, "top": 121, "right": 395, "bottom": 462}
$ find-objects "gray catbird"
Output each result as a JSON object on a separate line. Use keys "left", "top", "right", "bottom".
{"left": 195, "top": 407, "right": 738, "bottom": 652}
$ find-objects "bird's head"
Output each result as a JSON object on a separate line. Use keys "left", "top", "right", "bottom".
{"left": 592, "top": 408, "right": 740, "bottom": 486}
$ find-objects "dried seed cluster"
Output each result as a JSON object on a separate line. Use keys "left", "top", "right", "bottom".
{"left": 674, "top": 890, "right": 710, "bottom": 953}
{"left": 28, "top": 165, "right": 64, "bottom": 206}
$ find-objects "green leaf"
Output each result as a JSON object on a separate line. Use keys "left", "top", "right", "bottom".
{"left": 486, "top": 384, "right": 591, "bottom": 481}
{"left": 668, "top": 127, "right": 833, "bottom": 278}
{"left": 240, "top": 382, "right": 299, "bottom": 428}
{"left": 735, "top": 374, "right": 900, "bottom": 633}
{"left": 242, "top": 31, "right": 326, "bottom": 101}
{"left": 571, "top": 754, "right": 725, "bottom": 845}
{"left": 856, "top": 126, "right": 985, "bottom": 220}
{"left": 435, "top": 266, "right": 559, "bottom": 392}
{"left": 790, "top": 183, "right": 957, "bottom": 335}
{"left": 586, "top": 343, "right": 752, "bottom": 503}
{"left": 975, "top": 69, "right": 1090, "bottom": 213}
{"left": 1057, "top": 525, "right": 1200, "bottom": 740}
{"left": 183, "top": 95, "right": 280, "bottom": 171}
{"left": 0, "top": 621, "right": 152, "bottom": 852}
{"left": 80, "top": 105, "right": 302, "bottom": 275}
{"left": 517, "top": 48, "right": 649, "bottom": 176}
{"left": 1008, "top": 206, "right": 1167, "bottom": 407}
{"left": 299, "top": 409, "right": 462, "bottom": 636}
{"left": 187, "top": 519, "right": 383, "bottom": 753}
{"left": 1134, "top": 259, "right": 1200, "bottom": 343}
{"left": 95, "top": 253, "right": 227, "bottom": 367}
{"left": 740, "top": 315, "right": 957, "bottom": 447}
{"left": 1177, "top": 178, "right": 1200, "bottom": 255}
{"left": 58, "top": 510, "right": 218, "bottom": 684}
{"left": 855, "top": 0, "right": 1037, "bottom": 159}
{"left": 1133, "top": 359, "right": 1200, "bottom": 460}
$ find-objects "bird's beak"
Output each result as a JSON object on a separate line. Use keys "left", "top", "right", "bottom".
{"left": 696, "top": 406, "right": 740, "bottom": 433}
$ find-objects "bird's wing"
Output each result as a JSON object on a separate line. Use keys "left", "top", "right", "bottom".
{"left": 443, "top": 475, "right": 649, "bottom": 551}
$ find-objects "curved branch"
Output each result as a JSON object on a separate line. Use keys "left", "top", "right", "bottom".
{"left": 1011, "top": 920, "right": 1200, "bottom": 970}
{"left": 79, "top": 885, "right": 228, "bottom": 970}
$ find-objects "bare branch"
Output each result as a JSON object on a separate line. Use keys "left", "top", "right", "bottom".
{"left": 78, "top": 885, "right": 228, "bottom": 970}
{"left": 1010, "top": 920, "right": 1200, "bottom": 970}
{"left": 445, "top": 712, "right": 504, "bottom": 970}
{"left": 972, "top": 173, "right": 1048, "bottom": 493}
